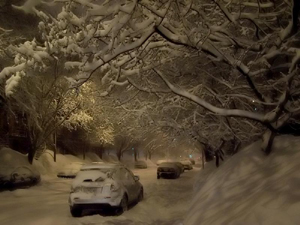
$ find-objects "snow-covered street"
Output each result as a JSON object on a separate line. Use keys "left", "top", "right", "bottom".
{"left": 0, "top": 167, "right": 200, "bottom": 225}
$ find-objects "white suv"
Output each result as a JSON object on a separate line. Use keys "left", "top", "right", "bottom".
{"left": 69, "top": 162, "right": 143, "bottom": 217}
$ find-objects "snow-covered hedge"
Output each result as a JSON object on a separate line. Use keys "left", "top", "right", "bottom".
{"left": 185, "top": 136, "right": 300, "bottom": 225}
{"left": 0, "top": 147, "right": 40, "bottom": 190}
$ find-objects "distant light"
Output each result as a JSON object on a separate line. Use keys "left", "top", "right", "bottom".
{"left": 254, "top": 108, "right": 257, "bottom": 111}
{"left": 189, "top": 154, "right": 192, "bottom": 158}
{"left": 252, "top": 100, "right": 255, "bottom": 103}
{"left": 132, "top": 147, "right": 134, "bottom": 150}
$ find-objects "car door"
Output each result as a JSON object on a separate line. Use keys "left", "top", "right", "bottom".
{"left": 125, "top": 168, "right": 140, "bottom": 201}
{"left": 119, "top": 168, "right": 134, "bottom": 202}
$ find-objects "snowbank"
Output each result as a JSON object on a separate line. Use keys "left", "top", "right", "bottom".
{"left": 0, "top": 147, "right": 40, "bottom": 189}
{"left": 185, "top": 135, "right": 300, "bottom": 225}
{"left": 33, "top": 150, "right": 84, "bottom": 175}
{"left": 85, "top": 152, "right": 103, "bottom": 162}
{"left": 34, "top": 150, "right": 105, "bottom": 177}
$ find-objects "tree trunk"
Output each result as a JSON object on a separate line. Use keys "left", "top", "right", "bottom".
{"left": 28, "top": 149, "right": 34, "bottom": 164}
{"left": 261, "top": 129, "right": 276, "bottom": 155}
{"left": 134, "top": 148, "right": 138, "bottom": 161}
{"left": 233, "top": 139, "right": 241, "bottom": 155}
{"left": 82, "top": 146, "right": 85, "bottom": 160}
{"left": 201, "top": 148, "right": 205, "bottom": 169}
{"left": 27, "top": 136, "right": 36, "bottom": 164}
{"left": 117, "top": 151, "right": 121, "bottom": 161}
{"left": 99, "top": 147, "right": 103, "bottom": 159}
{"left": 53, "top": 131, "right": 57, "bottom": 162}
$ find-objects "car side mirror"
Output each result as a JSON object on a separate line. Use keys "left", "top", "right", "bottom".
{"left": 134, "top": 175, "right": 140, "bottom": 181}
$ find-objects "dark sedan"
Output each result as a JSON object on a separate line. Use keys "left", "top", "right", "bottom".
{"left": 157, "top": 162, "right": 181, "bottom": 179}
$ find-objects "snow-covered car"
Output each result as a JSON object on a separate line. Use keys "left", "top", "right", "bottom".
{"left": 134, "top": 160, "right": 147, "bottom": 169}
{"left": 180, "top": 160, "right": 193, "bottom": 170}
{"left": 157, "top": 162, "right": 181, "bottom": 179}
{"left": 57, "top": 162, "right": 84, "bottom": 178}
{"left": 156, "top": 160, "right": 184, "bottom": 173}
{"left": 0, "top": 148, "right": 40, "bottom": 190}
{"left": 69, "top": 162, "right": 143, "bottom": 217}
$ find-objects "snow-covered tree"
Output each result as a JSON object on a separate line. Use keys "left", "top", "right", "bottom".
{"left": 7, "top": 72, "right": 93, "bottom": 163}
{"left": 1, "top": 0, "right": 299, "bottom": 156}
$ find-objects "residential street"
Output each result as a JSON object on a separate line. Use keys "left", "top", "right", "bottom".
{"left": 0, "top": 167, "right": 200, "bottom": 225}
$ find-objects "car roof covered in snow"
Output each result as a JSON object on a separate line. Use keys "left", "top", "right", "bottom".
{"left": 80, "top": 162, "right": 123, "bottom": 171}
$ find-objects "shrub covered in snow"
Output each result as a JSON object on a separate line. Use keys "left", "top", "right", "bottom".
{"left": 0, "top": 148, "right": 40, "bottom": 190}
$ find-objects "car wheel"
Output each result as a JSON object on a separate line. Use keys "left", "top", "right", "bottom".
{"left": 138, "top": 188, "right": 144, "bottom": 202}
{"left": 70, "top": 206, "right": 82, "bottom": 217}
{"left": 120, "top": 195, "right": 128, "bottom": 213}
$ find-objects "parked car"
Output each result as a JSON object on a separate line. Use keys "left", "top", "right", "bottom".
{"left": 173, "top": 162, "right": 185, "bottom": 173}
{"left": 180, "top": 160, "right": 193, "bottom": 170}
{"left": 157, "top": 162, "right": 181, "bottom": 179}
{"left": 134, "top": 160, "right": 147, "bottom": 169}
{"left": 57, "top": 162, "right": 84, "bottom": 178}
{"left": 69, "top": 162, "right": 143, "bottom": 217}
{"left": 156, "top": 160, "right": 184, "bottom": 173}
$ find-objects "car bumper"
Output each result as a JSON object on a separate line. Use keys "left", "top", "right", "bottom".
{"left": 57, "top": 174, "right": 76, "bottom": 178}
{"left": 184, "top": 167, "right": 192, "bottom": 170}
{"left": 70, "top": 203, "right": 115, "bottom": 210}
{"left": 69, "top": 194, "right": 122, "bottom": 208}
{"left": 157, "top": 172, "right": 176, "bottom": 176}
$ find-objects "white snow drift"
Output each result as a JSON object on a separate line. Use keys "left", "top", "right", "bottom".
{"left": 185, "top": 135, "right": 300, "bottom": 225}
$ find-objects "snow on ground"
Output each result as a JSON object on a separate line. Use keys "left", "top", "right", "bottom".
{"left": 0, "top": 165, "right": 200, "bottom": 225}
{"left": 185, "top": 135, "right": 300, "bottom": 225}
